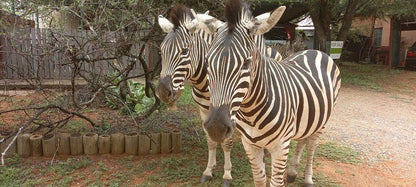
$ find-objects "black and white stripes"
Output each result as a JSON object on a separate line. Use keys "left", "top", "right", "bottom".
{"left": 203, "top": 0, "right": 341, "bottom": 186}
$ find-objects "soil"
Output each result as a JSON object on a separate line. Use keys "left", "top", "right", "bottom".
{"left": 318, "top": 70, "right": 416, "bottom": 186}
{"left": 1, "top": 70, "right": 416, "bottom": 186}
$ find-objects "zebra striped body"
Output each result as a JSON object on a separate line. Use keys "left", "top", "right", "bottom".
{"left": 236, "top": 50, "right": 340, "bottom": 146}
{"left": 204, "top": 0, "right": 341, "bottom": 186}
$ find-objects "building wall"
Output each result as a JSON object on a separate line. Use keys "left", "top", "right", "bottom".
{"left": 351, "top": 17, "right": 373, "bottom": 37}
{"left": 401, "top": 30, "right": 416, "bottom": 48}
{"left": 352, "top": 17, "right": 416, "bottom": 48}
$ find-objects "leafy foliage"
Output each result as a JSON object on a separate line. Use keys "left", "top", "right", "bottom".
{"left": 105, "top": 72, "right": 155, "bottom": 115}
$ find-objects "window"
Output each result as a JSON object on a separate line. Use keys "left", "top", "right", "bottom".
{"left": 374, "top": 28, "right": 382, "bottom": 47}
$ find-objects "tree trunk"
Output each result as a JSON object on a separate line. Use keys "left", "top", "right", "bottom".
{"left": 308, "top": 0, "right": 332, "bottom": 52}
{"left": 337, "top": 0, "right": 359, "bottom": 41}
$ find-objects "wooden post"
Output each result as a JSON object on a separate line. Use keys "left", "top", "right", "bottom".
{"left": 125, "top": 132, "right": 138, "bottom": 155}
{"left": 98, "top": 135, "right": 111, "bottom": 154}
{"left": 389, "top": 17, "right": 401, "bottom": 69}
{"left": 171, "top": 131, "right": 182, "bottom": 153}
{"left": 160, "top": 132, "right": 171, "bottom": 154}
{"left": 58, "top": 133, "right": 71, "bottom": 155}
{"left": 70, "top": 133, "right": 83, "bottom": 156}
{"left": 83, "top": 133, "right": 98, "bottom": 155}
{"left": 150, "top": 133, "right": 161, "bottom": 154}
{"left": 17, "top": 133, "right": 31, "bottom": 157}
{"left": 42, "top": 134, "right": 57, "bottom": 157}
{"left": 30, "top": 134, "right": 43, "bottom": 156}
{"left": 138, "top": 133, "right": 150, "bottom": 155}
{"left": 111, "top": 133, "right": 124, "bottom": 154}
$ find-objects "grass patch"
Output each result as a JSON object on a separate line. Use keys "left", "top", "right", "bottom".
{"left": 177, "top": 85, "right": 196, "bottom": 107}
{"left": 151, "top": 156, "right": 202, "bottom": 183}
{"left": 340, "top": 62, "right": 401, "bottom": 91}
{"left": 316, "top": 142, "right": 361, "bottom": 164}
{"left": 49, "top": 157, "right": 92, "bottom": 176}
{"left": 62, "top": 121, "right": 89, "bottom": 133}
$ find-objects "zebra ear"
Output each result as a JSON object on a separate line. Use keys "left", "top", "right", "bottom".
{"left": 193, "top": 9, "right": 224, "bottom": 34}
{"left": 158, "top": 15, "right": 174, "bottom": 33}
{"left": 249, "top": 6, "right": 286, "bottom": 35}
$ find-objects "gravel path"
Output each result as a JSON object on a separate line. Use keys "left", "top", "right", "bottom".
{"left": 323, "top": 85, "right": 416, "bottom": 180}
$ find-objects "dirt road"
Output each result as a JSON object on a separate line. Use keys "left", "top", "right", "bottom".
{"left": 319, "top": 83, "right": 416, "bottom": 186}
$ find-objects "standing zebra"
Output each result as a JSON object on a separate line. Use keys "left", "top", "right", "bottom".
{"left": 156, "top": 5, "right": 283, "bottom": 186}
{"left": 204, "top": 0, "right": 341, "bottom": 186}
{"left": 156, "top": 6, "right": 233, "bottom": 186}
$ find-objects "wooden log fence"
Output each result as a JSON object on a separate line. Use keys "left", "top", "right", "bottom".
{"left": 1, "top": 131, "right": 181, "bottom": 158}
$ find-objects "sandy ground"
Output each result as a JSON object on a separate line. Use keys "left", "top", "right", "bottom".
{"left": 319, "top": 84, "right": 416, "bottom": 186}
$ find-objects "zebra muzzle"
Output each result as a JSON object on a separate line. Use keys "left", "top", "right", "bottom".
{"left": 204, "top": 105, "right": 234, "bottom": 143}
{"left": 156, "top": 76, "right": 180, "bottom": 104}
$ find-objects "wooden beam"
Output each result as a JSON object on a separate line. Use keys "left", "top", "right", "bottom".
{"left": 389, "top": 17, "right": 401, "bottom": 69}
{"left": 401, "top": 23, "right": 416, "bottom": 31}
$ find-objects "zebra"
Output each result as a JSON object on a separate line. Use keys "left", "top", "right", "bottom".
{"left": 203, "top": 0, "right": 341, "bottom": 186}
{"left": 156, "top": 6, "right": 233, "bottom": 186}
{"left": 155, "top": 5, "right": 283, "bottom": 186}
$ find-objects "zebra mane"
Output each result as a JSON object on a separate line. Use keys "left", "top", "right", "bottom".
{"left": 169, "top": 5, "right": 194, "bottom": 30}
{"left": 225, "top": 0, "right": 250, "bottom": 33}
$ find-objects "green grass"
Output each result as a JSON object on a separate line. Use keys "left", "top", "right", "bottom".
{"left": 63, "top": 121, "right": 89, "bottom": 133}
{"left": 340, "top": 62, "right": 401, "bottom": 90}
{"left": 316, "top": 142, "right": 361, "bottom": 164}
{"left": 177, "top": 85, "right": 197, "bottom": 107}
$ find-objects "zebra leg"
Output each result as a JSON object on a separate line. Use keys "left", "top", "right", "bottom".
{"left": 287, "top": 139, "right": 307, "bottom": 183}
{"left": 201, "top": 136, "right": 217, "bottom": 182}
{"left": 303, "top": 132, "right": 322, "bottom": 186}
{"left": 269, "top": 140, "right": 291, "bottom": 187}
{"left": 221, "top": 137, "right": 233, "bottom": 186}
{"left": 241, "top": 138, "right": 267, "bottom": 187}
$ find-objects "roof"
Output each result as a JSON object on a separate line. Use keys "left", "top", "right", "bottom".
{"left": 252, "top": 1, "right": 308, "bottom": 23}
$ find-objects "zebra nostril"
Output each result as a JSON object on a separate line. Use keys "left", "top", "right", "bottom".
{"left": 226, "top": 126, "right": 231, "bottom": 136}
{"left": 167, "top": 90, "right": 172, "bottom": 97}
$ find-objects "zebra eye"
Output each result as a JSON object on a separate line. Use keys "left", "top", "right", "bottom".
{"left": 181, "top": 48, "right": 189, "bottom": 55}
{"left": 242, "top": 57, "right": 252, "bottom": 69}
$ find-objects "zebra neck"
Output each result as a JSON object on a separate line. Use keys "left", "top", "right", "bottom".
{"left": 242, "top": 58, "right": 268, "bottom": 106}
{"left": 189, "top": 30, "right": 211, "bottom": 106}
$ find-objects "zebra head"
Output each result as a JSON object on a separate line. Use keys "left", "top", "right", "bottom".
{"left": 204, "top": 0, "right": 286, "bottom": 143}
{"left": 156, "top": 5, "right": 223, "bottom": 105}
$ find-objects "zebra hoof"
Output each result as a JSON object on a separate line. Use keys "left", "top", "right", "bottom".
{"left": 287, "top": 174, "right": 297, "bottom": 183}
{"left": 223, "top": 179, "right": 232, "bottom": 187}
{"left": 200, "top": 175, "right": 212, "bottom": 183}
